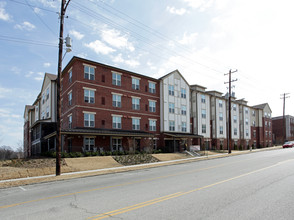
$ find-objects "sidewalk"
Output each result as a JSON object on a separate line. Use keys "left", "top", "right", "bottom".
{"left": 0, "top": 146, "right": 282, "bottom": 188}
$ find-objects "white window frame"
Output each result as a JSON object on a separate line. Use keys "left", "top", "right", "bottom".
{"left": 181, "top": 106, "right": 187, "bottom": 115}
{"left": 168, "top": 85, "right": 174, "bottom": 96}
{"left": 112, "top": 94, "right": 122, "bottom": 107}
{"left": 84, "top": 112, "right": 95, "bottom": 127}
{"left": 149, "top": 100, "right": 156, "bottom": 112}
{"left": 112, "top": 72, "right": 121, "bottom": 86}
{"left": 169, "top": 121, "right": 175, "bottom": 131}
{"left": 112, "top": 138, "right": 122, "bottom": 151}
{"left": 84, "top": 65, "right": 95, "bottom": 80}
{"left": 68, "top": 114, "right": 72, "bottom": 129}
{"left": 132, "top": 97, "right": 140, "bottom": 110}
{"left": 182, "top": 122, "right": 187, "bottom": 132}
{"left": 84, "top": 137, "right": 95, "bottom": 151}
{"left": 132, "top": 118, "right": 140, "bottom": 130}
{"left": 149, "top": 82, "right": 156, "bottom": 93}
{"left": 132, "top": 77, "right": 140, "bottom": 90}
{"left": 169, "top": 103, "right": 175, "bottom": 114}
{"left": 181, "top": 88, "right": 186, "bottom": 99}
{"left": 201, "top": 109, "right": 206, "bottom": 119}
{"left": 149, "top": 119, "right": 156, "bottom": 131}
{"left": 112, "top": 115, "right": 122, "bottom": 129}
{"left": 84, "top": 89, "right": 95, "bottom": 104}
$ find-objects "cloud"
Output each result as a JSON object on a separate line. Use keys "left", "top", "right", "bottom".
{"left": 69, "top": 30, "right": 84, "bottom": 40}
{"left": 113, "top": 54, "right": 140, "bottom": 68}
{"left": 34, "top": 72, "right": 44, "bottom": 81}
{"left": 33, "top": 7, "right": 43, "bottom": 15}
{"left": 183, "top": 0, "right": 214, "bottom": 11}
{"left": 14, "top": 21, "right": 36, "bottom": 31}
{"left": 0, "top": 2, "right": 12, "bottom": 21}
{"left": 0, "top": 86, "right": 12, "bottom": 98}
{"left": 84, "top": 40, "right": 115, "bottom": 55}
{"left": 178, "top": 32, "right": 198, "bottom": 45}
{"left": 37, "top": 0, "right": 58, "bottom": 8}
{"left": 11, "top": 66, "right": 21, "bottom": 75}
{"left": 166, "top": 6, "right": 187, "bottom": 15}
{"left": 101, "top": 27, "right": 135, "bottom": 52}
{"left": 43, "top": 62, "right": 51, "bottom": 67}
{"left": 25, "top": 71, "right": 34, "bottom": 78}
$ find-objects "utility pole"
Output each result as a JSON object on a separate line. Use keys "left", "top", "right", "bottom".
{"left": 56, "top": 0, "right": 71, "bottom": 176}
{"left": 224, "top": 69, "right": 237, "bottom": 154}
{"left": 280, "top": 93, "right": 290, "bottom": 144}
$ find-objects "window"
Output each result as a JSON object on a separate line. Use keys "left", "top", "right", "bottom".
{"left": 169, "top": 121, "right": 175, "bottom": 131}
{"left": 219, "top": 112, "right": 223, "bottom": 121}
{"left": 46, "top": 88, "right": 49, "bottom": 100}
{"left": 149, "top": 82, "right": 156, "bottom": 93}
{"left": 69, "top": 70, "right": 72, "bottom": 83}
{"left": 233, "top": 115, "right": 237, "bottom": 123}
{"left": 132, "top": 97, "right": 140, "bottom": 110}
{"left": 168, "top": 85, "right": 174, "bottom": 96}
{"left": 233, "top": 104, "right": 237, "bottom": 111}
{"left": 181, "top": 106, "right": 187, "bottom": 115}
{"left": 149, "top": 120, "right": 156, "bottom": 131}
{"left": 42, "top": 93, "right": 45, "bottom": 104}
{"left": 220, "top": 126, "right": 224, "bottom": 135}
{"left": 68, "top": 92, "right": 72, "bottom": 106}
{"left": 201, "top": 109, "right": 206, "bottom": 119}
{"left": 234, "top": 128, "right": 237, "bottom": 135}
{"left": 265, "top": 121, "right": 268, "bottom": 127}
{"left": 265, "top": 131, "right": 268, "bottom": 137}
{"left": 112, "top": 138, "right": 122, "bottom": 151}
{"left": 182, "top": 122, "right": 187, "bottom": 132}
{"left": 245, "top": 107, "right": 249, "bottom": 114}
{"left": 101, "top": 97, "right": 105, "bottom": 105}
{"left": 201, "top": 95, "right": 206, "bottom": 103}
{"left": 245, "top": 118, "right": 249, "bottom": 125}
{"left": 246, "top": 129, "right": 249, "bottom": 137}
{"left": 219, "top": 100, "right": 223, "bottom": 108}
{"left": 112, "top": 72, "right": 121, "bottom": 86}
{"left": 84, "top": 65, "right": 95, "bottom": 80}
{"left": 169, "top": 103, "right": 175, "bottom": 114}
{"left": 41, "top": 111, "right": 45, "bottom": 119}
{"left": 149, "top": 100, "right": 156, "bottom": 112}
{"left": 132, "top": 118, "right": 140, "bottom": 130}
{"left": 132, "top": 78, "right": 140, "bottom": 90}
{"left": 202, "top": 124, "right": 206, "bottom": 133}
{"left": 181, "top": 88, "right": 186, "bottom": 98}
{"left": 84, "top": 89, "right": 95, "bottom": 103}
{"left": 46, "top": 106, "right": 49, "bottom": 118}
{"left": 112, "top": 94, "right": 121, "bottom": 107}
{"left": 68, "top": 115, "right": 72, "bottom": 129}
{"left": 84, "top": 137, "right": 94, "bottom": 151}
{"left": 112, "top": 116, "right": 121, "bottom": 129}
{"left": 253, "top": 130, "right": 256, "bottom": 138}
{"left": 253, "top": 121, "right": 256, "bottom": 127}
{"left": 84, "top": 113, "right": 95, "bottom": 127}
{"left": 252, "top": 110, "right": 256, "bottom": 116}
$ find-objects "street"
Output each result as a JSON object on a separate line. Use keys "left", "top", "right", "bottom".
{"left": 1, "top": 148, "right": 294, "bottom": 220}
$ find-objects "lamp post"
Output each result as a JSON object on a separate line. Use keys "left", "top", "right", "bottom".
{"left": 56, "top": 0, "right": 71, "bottom": 176}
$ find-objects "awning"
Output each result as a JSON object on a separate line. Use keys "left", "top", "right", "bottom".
{"left": 163, "top": 132, "right": 203, "bottom": 139}
{"left": 44, "top": 127, "right": 154, "bottom": 139}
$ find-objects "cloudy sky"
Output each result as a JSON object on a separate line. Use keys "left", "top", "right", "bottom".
{"left": 0, "top": 0, "right": 293, "bottom": 149}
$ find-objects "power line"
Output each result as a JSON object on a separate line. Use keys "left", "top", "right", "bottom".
{"left": 0, "top": 35, "right": 57, "bottom": 47}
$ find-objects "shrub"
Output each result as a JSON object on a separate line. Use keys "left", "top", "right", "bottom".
{"left": 75, "top": 152, "right": 83, "bottom": 157}
{"left": 84, "top": 152, "right": 91, "bottom": 157}
{"left": 92, "top": 152, "right": 98, "bottom": 156}
{"left": 69, "top": 152, "right": 76, "bottom": 158}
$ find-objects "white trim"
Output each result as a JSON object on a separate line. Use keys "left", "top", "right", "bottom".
{"left": 111, "top": 71, "right": 122, "bottom": 75}
{"left": 67, "top": 90, "right": 72, "bottom": 95}
{"left": 148, "top": 118, "right": 157, "bottom": 121}
{"left": 82, "top": 111, "right": 96, "bottom": 115}
{"left": 67, "top": 113, "right": 72, "bottom": 117}
{"left": 131, "top": 96, "right": 141, "bottom": 99}
{"left": 131, "top": 76, "right": 141, "bottom": 80}
{"left": 111, "top": 114, "right": 123, "bottom": 117}
{"left": 111, "top": 92, "right": 123, "bottom": 96}
{"left": 83, "top": 63, "right": 96, "bottom": 68}
{"left": 83, "top": 87, "right": 96, "bottom": 91}
{"left": 148, "top": 80, "right": 157, "bottom": 84}
{"left": 148, "top": 99, "right": 157, "bottom": 102}
{"left": 68, "top": 67, "right": 73, "bottom": 73}
{"left": 131, "top": 116, "right": 141, "bottom": 119}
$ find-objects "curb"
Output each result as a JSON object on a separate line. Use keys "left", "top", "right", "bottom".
{"left": 0, "top": 146, "right": 282, "bottom": 185}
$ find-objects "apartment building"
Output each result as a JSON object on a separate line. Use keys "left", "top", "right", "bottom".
{"left": 58, "top": 57, "right": 161, "bottom": 153}
{"left": 251, "top": 103, "right": 272, "bottom": 147}
{"left": 208, "top": 91, "right": 227, "bottom": 150}
{"left": 272, "top": 115, "right": 294, "bottom": 144}
{"left": 23, "top": 73, "right": 57, "bottom": 157}
{"left": 24, "top": 57, "right": 273, "bottom": 156}
{"left": 159, "top": 70, "right": 196, "bottom": 152}
{"left": 191, "top": 85, "right": 211, "bottom": 149}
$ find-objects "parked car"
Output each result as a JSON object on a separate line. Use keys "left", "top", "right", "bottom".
{"left": 283, "top": 141, "right": 294, "bottom": 148}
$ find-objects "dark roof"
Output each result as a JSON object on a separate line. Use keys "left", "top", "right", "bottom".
{"left": 163, "top": 132, "right": 203, "bottom": 138}
{"left": 252, "top": 103, "right": 268, "bottom": 109}
{"left": 62, "top": 127, "right": 154, "bottom": 137}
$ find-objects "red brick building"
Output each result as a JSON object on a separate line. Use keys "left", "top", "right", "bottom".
{"left": 272, "top": 115, "right": 294, "bottom": 144}
{"left": 59, "top": 56, "right": 161, "bottom": 153}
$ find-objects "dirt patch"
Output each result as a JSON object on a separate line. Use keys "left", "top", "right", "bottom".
{"left": 152, "top": 153, "right": 191, "bottom": 161}
{"left": 113, "top": 154, "right": 160, "bottom": 166}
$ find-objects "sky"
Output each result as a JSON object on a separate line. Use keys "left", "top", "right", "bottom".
{"left": 0, "top": 0, "right": 293, "bottom": 150}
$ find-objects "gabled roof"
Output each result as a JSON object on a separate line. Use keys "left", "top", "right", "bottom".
{"left": 159, "top": 69, "right": 190, "bottom": 86}
{"left": 39, "top": 72, "right": 57, "bottom": 94}
{"left": 23, "top": 105, "right": 34, "bottom": 118}
{"left": 252, "top": 103, "right": 272, "bottom": 112}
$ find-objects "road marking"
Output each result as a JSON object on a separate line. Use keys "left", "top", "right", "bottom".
{"left": 18, "top": 186, "right": 26, "bottom": 191}
{"left": 0, "top": 156, "right": 280, "bottom": 210}
{"left": 88, "top": 159, "right": 294, "bottom": 220}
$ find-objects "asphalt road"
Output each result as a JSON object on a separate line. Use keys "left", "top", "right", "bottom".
{"left": 1, "top": 148, "right": 294, "bottom": 220}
